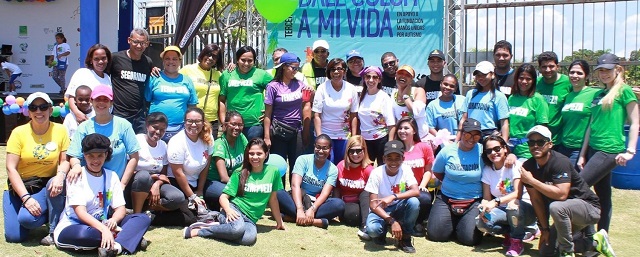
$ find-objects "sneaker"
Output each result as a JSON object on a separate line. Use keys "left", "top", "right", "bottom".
{"left": 98, "top": 247, "right": 118, "bottom": 257}
{"left": 357, "top": 227, "right": 371, "bottom": 241}
{"left": 183, "top": 226, "right": 193, "bottom": 239}
{"left": 40, "top": 234, "right": 54, "bottom": 246}
{"left": 373, "top": 235, "right": 386, "bottom": 245}
{"left": 523, "top": 228, "right": 541, "bottom": 243}
{"left": 396, "top": 236, "right": 416, "bottom": 253}
{"left": 502, "top": 233, "right": 512, "bottom": 247}
{"left": 593, "top": 229, "right": 616, "bottom": 257}
{"left": 144, "top": 210, "right": 156, "bottom": 221}
{"left": 320, "top": 218, "right": 329, "bottom": 229}
{"left": 412, "top": 223, "right": 426, "bottom": 237}
{"left": 138, "top": 237, "right": 149, "bottom": 251}
{"left": 7, "top": 91, "right": 16, "bottom": 96}
{"left": 505, "top": 238, "right": 524, "bottom": 256}
{"left": 559, "top": 251, "right": 575, "bottom": 257}
{"left": 2, "top": 91, "right": 9, "bottom": 95}
{"left": 188, "top": 221, "right": 218, "bottom": 229}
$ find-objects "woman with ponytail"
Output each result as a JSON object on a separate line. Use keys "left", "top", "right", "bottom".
{"left": 183, "top": 138, "right": 285, "bottom": 245}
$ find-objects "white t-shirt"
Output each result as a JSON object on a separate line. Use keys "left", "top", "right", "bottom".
{"left": 391, "top": 88, "right": 430, "bottom": 139}
{"left": 311, "top": 80, "right": 359, "bottom": 139}
{"left": 53, "top": 43, "right": 71, "bottom": 63}
{"left": 63, "top": 109, "right": 96, "bottom": 139}
{"left": 481, "top": 160, "right": 530, "bottom": 204}
{"left": 65, "top": 68, "right": 112, "bottom": 97}
{"left": 167, "top": 130, "right": 213, "bottom": 187}
{"left": 1, "top": 61, "right": 22, "bottom": 74}
{"left": 54, "top": 168, "right": 125, "bottom": 243}
{"left": 357, "top": 90, "right": 396, "bottom": 140}
{"left": 135, "top": 134, "right": 168, "bottom": 174}
{"left": 365, "top": 164, "right": 417, "bottom": 206}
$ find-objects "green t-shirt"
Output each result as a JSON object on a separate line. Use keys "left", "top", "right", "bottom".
{"left": 222, "top": 165, "right": 284, "bottom": 223}
{"left": 508, "top": 92, "right": 549, "bottom": 158}
{"left": 208, "top": 134, "right": 248, "bottom": 181}
{"left": 560, "top": 87, "right": 603, "bottom": 149}
{"left": 589, "top": 84, "right": 637, "bottom": 153}
{"left": 219, "top": 67, "right": 273, "bottom": 127}
{"left": 536, "top": 74, "right": 572, "bottom": 143}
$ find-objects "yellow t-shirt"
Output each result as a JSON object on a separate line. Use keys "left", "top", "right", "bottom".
{"left": 6, "top": 122, "right": 70, "bottom": 178}
{"left": 180, "top": 63, "right": 222, "bottom": 122}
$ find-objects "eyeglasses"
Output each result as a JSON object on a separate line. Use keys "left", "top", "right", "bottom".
{"left": 348, "top": 148, "right": 363, "bottom": 155}
{"left": 527, "top": 139, "right": 548, "bottom": 147}
{"left": 463, "top": 132, "right": 482, "bottom": 141}
{"left": 129, "top": 39, "right": 149, "bottom": 46}
{"left": 347, "top": 58, "right": 363, "bottom": 64}
{"left": 382, "top": 61, "right": 397, "bottom": 68}
{"left": 485, "top": 146, "right": 503, "bottom": 154}
{"left": 28, "top": 103, "right": 50, "bottom": 112}
{"left": 185, "top": 119, "right": 204, "bottom": 125}
{"left": 330, "top": 67, "right": 345, "bottom": 72}
{"left": 314, "top": 145, "right": 330, "bottom": 151}
{"left": 364, "top": 75, "right": 380, "bottom": 80}
{"left": 314, "top": 49, "right": 328, "bottom": 54}
{"left": 287, "top": 65, "right": 300, "bottom": 72}
{"left": 227, "top": 122, "right": 244, "bottom": 128}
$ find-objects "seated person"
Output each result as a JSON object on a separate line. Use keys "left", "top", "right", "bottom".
{"left": 276, "top": 134, "right": 345, "bottom": 228}
{"left": 54, "top": 134, "right": 151, "bottom": 256}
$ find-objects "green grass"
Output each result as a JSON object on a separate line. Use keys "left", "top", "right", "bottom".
{"left": 1, "top": 145, "right": 639, "bottom": 256}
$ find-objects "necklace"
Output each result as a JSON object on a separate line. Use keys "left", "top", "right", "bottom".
{"left": 385, "top": 166, "right": 399, "bottom": 187}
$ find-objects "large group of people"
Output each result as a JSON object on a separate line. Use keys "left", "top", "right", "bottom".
{"left": 4, "top": 28, "right": 636, "bottom": 257}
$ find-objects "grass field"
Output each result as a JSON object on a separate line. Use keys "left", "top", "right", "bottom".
{"left": 1, "top": 146, "right": 640, "bottom": 256}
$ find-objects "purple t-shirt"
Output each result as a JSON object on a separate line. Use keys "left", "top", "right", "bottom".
{"left": 265, "top": 79, "right": 304, "bottom": 129}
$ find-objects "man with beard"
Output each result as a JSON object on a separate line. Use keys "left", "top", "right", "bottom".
{"left": 380, "top": 52, "right": 400, "bottom": 95}
{"left": 535, "top": 52, "right": 572, "bottom": 144}
{"left": 416, "top": 49, "right": 460, "bottom": 104}
{"left": 493, "top": 40, "right": 516, "bottom": 97}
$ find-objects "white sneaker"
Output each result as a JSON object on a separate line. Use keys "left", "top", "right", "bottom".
{"left": 7, "top": 91, "right": 16, "bottom": 96}
{"left": 357, "top": 227, "right": 371, "bottom": 241}
{"left": 2, "top": 91, "right": 9, "bottom": 95}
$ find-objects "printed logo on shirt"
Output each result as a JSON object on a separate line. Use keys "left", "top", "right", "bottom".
{"left": 32, "top": 144, "right": 52, "bottom": 160}
{"left": 120, "top": 70, "right": 147, "bottom": 82}
{"left": 281, "top": 91, "right": 302, "bottom": 102}
{"left": 509, "top": 107, "right": 529, "bottom": 117}
{"left": 403, "top": 158, "right": 425, "bottom": 169}
{"left": 562, "top": 103, "right": 585, "bottom": 112}
{"left": 315, "top": 77, "right": 327, "bottom": 87}
{"left": 426, "top": 91, "right": 439, "bottom": 100}
{"left": 554, "top": 172, "right": 569, "bottom": 179}
{"left": 227, "top": 154, "right": 243, "bottom": 169}
{"left": 446, "top": 163, "right": 479, "bottom": 171}
{"left": 468, "top": 102, "right": 491, "bottom": 111}
{"left": 228, "top": 79, "right": 255, "bottom": 87}
{"left": 244, "top": 182, "right": 273, "bottom": 193}
{"left": 302, "top": 174, "right": 325, "bottom": 188}
{"left": 498, "top": 178, "right": 513, "bottom": 195}
{"left": 391, "top": 181, "right": 407, "bottom": 194}
{"left": 381, "top": 86, "right": 394, "bottom": 96}
{"left": 339, "top": 178, "right": 366, "bottom": 190}
{"left": 542, "top": 94, "right": 558, "bottom": 105}
{"left": 159, "top": 85, "right": 190, "bottom": 94}
{"left": 440, "top": 110, "right": 458, "bottom": 119}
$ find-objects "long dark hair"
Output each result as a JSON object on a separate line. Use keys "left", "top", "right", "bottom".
{"left": 358, "top": 66, "right": 383, "bottom": 104}
{"left": 237, "top": 138, "right": 269, "bottom": 197}
{"left": 235, "top": 46, "right": 257, "bottom": 64}
{"left": 395, "top": 116, "right": 421, "bottom": 143}
{"left": 55, "top": 32, "right": 67, "bottom": 43}
{"left": 511, "top": 63, "right": 538, "bottom": 97}
{"left": 481, "top": 135, "right": 510, "bottom": 165}
{"left": 84, "top": 44, "right": 112, "bottom": 72}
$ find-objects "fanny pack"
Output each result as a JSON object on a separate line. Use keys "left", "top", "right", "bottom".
{"left": 447, "top": 198, "right": 477, "bottom": 216}
{"left": 56, "top": 60, "right": 67, "bottom": 70}
{"left": 271, "top": 119, "right": 297, "bottom": 140}
{"left": 342, "top": 194, "right": 359, "bottom": 204}
{"left": 8, "top": 177, "right": 48, "bottom": 195}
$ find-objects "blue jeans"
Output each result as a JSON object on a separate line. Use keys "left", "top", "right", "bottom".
{"left": 197, "top": 204, "right": 257, "bottom": 246}
{"left": 416, "top": 190, "right": 433, "bottom": 224}
{"left": 475, "top": 200, "right": 537, "bottom": 239}
{"left": 366, "top": 197, "right": 420, "bottom": 237}
{"left": 580, "top": 147, "right": 617, "bottom": 232}
{"left": 329, "top": 139, "right": 347, "bottom": 165}
{"left": 204, "top": 180, "right": 227, "bottom": 211}
{"left": 557, "top": 144, "right": 581, "bottom": 171}
{"left": 427, "top": 194, "right": 483, "bottom": 246}
{"left": 3, "top": 177, "right": 65, "bottom": 242}
{"left": 276, "top": 190, "right": 345, "bottom": 220}
{"left": 243, "top": 125, "right": 264, "bottom": 141}
{"left": 56, "top": 213, "right": 151, "bottom": 253}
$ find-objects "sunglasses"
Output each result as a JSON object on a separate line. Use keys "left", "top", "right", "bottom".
{"left": 348, "top": 148, "right": 363, "bottom": 155}
{"left": 314, "top": 49, "right": 328, "bottom": 54}
{"left": 330, "top": 67, "right": 345, "bottom": 72}
{"left": 382, "top": 61, "right": 397, "bottom": 68}
{"left": 365, "top": 75, "right": 380, "bottom": 80}
{"left": 463, "top": 132, "right": 482, "bottom": 141}
{"left": 28, "top": 103, "right": 51, "bottom": 112}
{"left": 527, "top": 139, "right": 548, "bottom": 147}
{"left": 287, "top": 65, "right": 300, "bottom": 72}
{"left": 485, "top": 146, "right": 503, "bottom": 154}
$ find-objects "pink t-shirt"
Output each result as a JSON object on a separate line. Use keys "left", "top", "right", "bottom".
{"left": 336, "top": 160, "right": 373, "bottom": 202}
{"left": 402, "top": 142, "right": 435, "bottom": 183}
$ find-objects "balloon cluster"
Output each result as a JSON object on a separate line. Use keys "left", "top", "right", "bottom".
{"left": 2, "top": 95, "right": 69, "bottom": 118}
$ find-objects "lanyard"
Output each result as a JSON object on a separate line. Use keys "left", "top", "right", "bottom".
{"left": 101, "top": 169, "right": 109, "bottom": 220}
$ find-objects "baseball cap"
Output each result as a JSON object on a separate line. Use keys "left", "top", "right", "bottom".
{"left": 312, "top": 40, "right": 329, "bottom": 51}
{"left": 397, "top": 65, "right": 415, "bottom": 78}
{"left": 462, "top": 118, "right": 481, "bottom": 133}
{"left": 346, "top": 50, "right": 362, "bottom": 61}
{"left": 428, "top": 49, "right": 445, "bottom": 60}
{"left": 279, "top": 53, "right": 300, "bottom": 64}
{"left": 81, "top": 133, "right": 112, "bottom": 154}
{"left": 526, "top": 125, "right": 552, "bottom": 141}
{"left": 160, "top": 45, "right": 182, "bottom": 59}
{"left": 473, "top": 61, "right": 495, "bottom": 75}
{"left": 594, "top": 53, "right": 619, "bottom": 70}
{"left": 384, "top": 140, "right": 405, "bottom": 156}
{"left": 25, "top": 92, "right": 53, "bottom": 106}
{"left": 91, "top": 85, "right": 113, "bottom": 100}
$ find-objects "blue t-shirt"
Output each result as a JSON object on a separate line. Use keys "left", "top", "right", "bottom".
{"left": 146, "top": 73, "right": 198, "bottom": 126}
{"left": 432, "top": 143, "right": 483, "bottom": 199}
{"left": 68, "top": 116, "right": 141, "bottom": 178}
{"left": 292, "top": 154, "right": 338, "bottom": 197}
{"left": 426, "top": 95, "right": 466, "bottom": 133}
{"left": 462, "top": 89, "right": 510, "bottom": 130}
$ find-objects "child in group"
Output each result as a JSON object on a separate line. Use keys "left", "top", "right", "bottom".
{"left": 183, "top": 138, "right": 285, "bottom": 245}
{"left": 63, "top": 85, "right": 95, "bottom": 139}
{"left": 54, "top": 133, "right": 151, "bottom": 256}
{"left": 1, "top": 56, "right": 21, "bottom": 95}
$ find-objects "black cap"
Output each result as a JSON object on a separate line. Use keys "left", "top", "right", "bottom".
{"left": 428, "top": 49, "right": 445, "bottom": 60}
{"left": 384, "top": 140, "right": 405, "bottom": 156}
{"left": 462, "top": 118, "right": 481, "bottom": 133}
{"left": 82, "top": 133, "right": 111, "bottom": 154}
{"left": 594, "top": 53, "right": 619, "bottom": 70}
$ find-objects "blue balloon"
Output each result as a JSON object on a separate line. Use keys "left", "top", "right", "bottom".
{"left": 9, "top": 103, "right": 20, "bottom": 113}
{"left": 266, "top": 153, "right": 288, "bottom": 178}
{"left": 2, "top": 105, "right": 11, "bottom": 115}
{"left": 59, "top": 107, "right": 68, "bottom": 118}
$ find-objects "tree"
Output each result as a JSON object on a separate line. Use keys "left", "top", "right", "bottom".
{"left": 627, "top": 49, "right": 640, "bottom": 87}
{"left": 196, "top": 0, "right": 248, "bottom": 64}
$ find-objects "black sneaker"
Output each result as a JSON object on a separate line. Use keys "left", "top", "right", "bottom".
{"left": 40, "top": 234, "right": 55, "bottom": 246}
{"left": 98, "top": 247, "right": 118, "bottom": 257}
{"left": 397, "top": 236, "right": 416, "bottom": 253}
{"left": 373, "top": 236, "right": 386, "bottom": 245}
{"left": 139, "top": 237, "right": 150, "bottom": 251}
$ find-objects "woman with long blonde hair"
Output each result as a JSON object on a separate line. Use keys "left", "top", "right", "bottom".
{"left": 578, "top": 54, "right": 639, "bottom": 234}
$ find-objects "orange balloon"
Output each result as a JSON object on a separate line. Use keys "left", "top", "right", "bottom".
{"left": 15, "top": 97, "right": 25, "bottom": 106}
{"left": 64, "top": 96, "right": 68, "bottom": 102}
{"left": 59, "top": 102, "right": 64, "bottom": 107}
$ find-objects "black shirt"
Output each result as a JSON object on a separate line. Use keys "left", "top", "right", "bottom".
{"left": 311, "top": 59, "right": 327, "bottom": 88}
{"left": 522, "top": 151, "right": 600, "bottom": 209}
{"left": 494, "top": 68, "right": 515, "bottom": 97}
{"left": 109, "top": 50, "right": 153, "bottom": 118}
{"left": 346, "top": 70, "right": 362, "bottom": 86}
{"left": 381, "top": 72, "right": 396, "bottom": 95}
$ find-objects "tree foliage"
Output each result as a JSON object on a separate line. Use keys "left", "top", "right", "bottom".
{"left": 562, "top": 49, "right": 640, "bottom": 87}
{"left": 198, "top": 0, "right": 248, "bottom": 64}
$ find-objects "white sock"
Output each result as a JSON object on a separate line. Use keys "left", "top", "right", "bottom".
{"left": 113, "top": 242, "right": 122, "bottom": 254}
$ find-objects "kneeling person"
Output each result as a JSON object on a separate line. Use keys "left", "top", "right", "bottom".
{"left": 365, "top": 140, "right": 420, "bottom": 253}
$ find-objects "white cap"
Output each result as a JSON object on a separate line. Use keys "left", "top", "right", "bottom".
{"left": 25, "top": 92, "right": 53, "bottom": 106}
{"left": 312, "top": 40, "right": 329, "bottom": 51}
{"left": 526, "top": 125, "right": 552, "bottom": 141}
{"left": 473, "top": 61, "right": 495, "bottom": 75}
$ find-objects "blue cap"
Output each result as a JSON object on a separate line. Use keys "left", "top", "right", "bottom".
{"left": 346, "top": 50, "right": 362, "bottom": 61}
{"left": 279, "top": 53, "right": 300, "bottom": 64}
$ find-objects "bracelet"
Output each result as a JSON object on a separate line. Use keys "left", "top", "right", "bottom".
{"left": 540, "top": 226, "right": 550, "bottom": 232}
{"left": 22, "top": 196, "right": 32, "bottom": 207}
{"left": 57, "top": 170, "right": 67, "bottom": 176}
{"left": 20, "top": 193, "right": 30, "bottom": 199}
{"left": 72, "top": 163, "right": 81, "bottom": 168}
{"left": 188, "top": 194, "right": 198, "bottom": 201}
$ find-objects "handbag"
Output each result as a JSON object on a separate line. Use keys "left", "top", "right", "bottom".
{"left": 271, "top": 119, "right": 297, "bottom": 140}
{"left": 447, "top": 198, "right": 476, "bottom": 216}
{"left": 8, "top": 177, "right": 48, "bottom": 195}
{"left": 54, "top": 44, "right": 67, "bottom": 70}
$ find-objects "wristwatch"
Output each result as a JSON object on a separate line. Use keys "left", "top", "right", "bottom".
{"left": 402, "top": 94, "right": 412, "bottom": 101}
{"left": 384, "top": 216, "right": 396, "bottom": 225}
{"left": 626, "top": 148, "right": 636, "bottom": 155}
